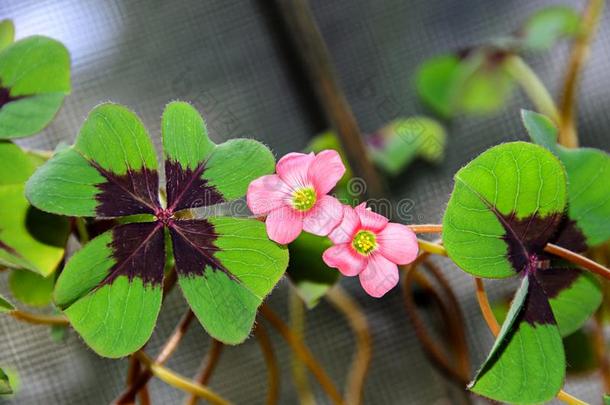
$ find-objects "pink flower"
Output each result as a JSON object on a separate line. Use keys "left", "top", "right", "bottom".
{"left": 322, "top": 203, "right": 419, "bottom": 297}
{"left": 247, "top": 150, "right": 346, "bottom": 244}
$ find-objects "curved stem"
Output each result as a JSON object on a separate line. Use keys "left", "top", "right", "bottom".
{"left": 289, "top": 289, "right": 315, "bottom": 405}
{"left": 422, "top": 260, "right": 471, "bottom": 378}
{"left": 185, "top": 339, "right": 224, "bottom": 405}
{"left": 326, "top": 285, "right": 372, "bottom": 405}
{"left": 559, "top": 0, "right": 605, "bottom": 148}
{"left": 418, "top": 239, "right": 447, "bottom": 257}
{"left": 126, "top": 356, "right": 150, "bottom": 405}
{"left": 134, "top": 351, "right": 231, "bottom": 405}
{"left": 114, "top": 309, "right": 194, "bottom": 404}
{"left": 74, "top": 217, "right": 89, "bottom": 244}
{"left": 409, "top": 224, "right": 443, "bottom": 234}
{"left": 255, "top": 326, "right": 280, "bottom": 405}
{"left": 402, "top": 264, "right": 470, "bottom": 385}
{"left": 10, "top": 310, "right": 69, "bottom": 326}
{"left": 259, "top": 304, "right": 346, "bottom": 405}
{"left": 474, "top": 278, "right": 589, "bottom": 405}
{"left": 545, "top": 243, "right": 610, "bottom": 280}
{"left": 504, "top": 55, "right": 560, "bottom": 122}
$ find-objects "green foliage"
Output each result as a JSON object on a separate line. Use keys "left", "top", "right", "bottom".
{"left": 30, "top": 102, "right": 288, "bottom": 357}
{"left": 0, "top": 141, "right": 69, "bottom": 276}
{"left": 415, "top": 6, "right": 580, "bottom": 118}
{"left": 8, "top": 269, "right": 54, "bottom": 308}
{"left": 0, "top": 292, "right": 14, "bottom": 313}
{"left": 443, "top": 142, "right": 567, "bottom": 279}
{"left": 0, "top": 367, "right": 11, "bottom": 395}
{"left": 369, "top": 117, "right": 446, "bottom": 174}
{"left": 521, "top": 6, "right": 581, "bottom": 51}
{"left": 0, "top": 20, "right": 14, "bottom": 52}
{"left": 523, "top": 110, "right": 610, "bottom": 246}
{"left": 0, "top": 35, "right": 71, "bottom": 138}
{"left": 416, "top": 52, "right": 515, "bottom": 118}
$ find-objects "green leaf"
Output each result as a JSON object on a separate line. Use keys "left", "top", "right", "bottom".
{"left": 0, "top": 36, "right": 70, "bottom": 138}
{"left": 0, "top": 367, "right": 11, "bottom": 395}
{"left": 416, "top": 52, "right": 515, "bottom": 117}
{"left": 287, "top": 233, "right": 339, "bottom": 308}
{"left": 174, "top": 217, "right": 288, "bottom": 344}
{"left": 470, "top": 275, "right": 564, "bottom": 403}
{"left": 0, "top": 292, "right": 14, "bottom": 313}
{"left": 443, "top": 142, "right": 567, "bottom": 278}
{"left": 0, "top": 20, "right": 14, "bottom": 52}
{"left": 0, "top": 141, "right": 37, "bottom": 183}
{"left": 564, "top": 327, "right": 598, "bottom": 374}
{"left": 162, "top": 101, "right": 275, "bottom": 206}
{"left": 521, "top": 6, "right": 580, "bottom": 51}
{"left": 54, "top": 225, "right": 164, "bottom": 358}
{"left": 538, "top": 269, "right": 602, "bottom": 337}
{"left": 9, "top": 269, "right": 54, "bottom": 307}
{"left": 26, "top": 103, "right": 161, "bottom": 218}
{"left": 604, "top": 394, "right": 610, "bottom": 405}
{"left": 415, "top": 55, "right": 461, "bottom": 118}
{"left": 0, "top": 93, "right": 66, "bottom": 139}
{"left": 369, "top": 117, "right": 446, "bottom": 175}
{"left": 523, "top": 110, "right": 610, "bottom": 246}
{"left": 0, "top": 185, "right": 69, "bottom": 276}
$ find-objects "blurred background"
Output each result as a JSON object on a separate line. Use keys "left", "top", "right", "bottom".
{"left": 0, "top": 0, "right": 609, "bottom": 403}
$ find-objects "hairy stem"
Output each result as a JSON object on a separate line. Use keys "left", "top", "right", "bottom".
{"left": 259, "top": 304, "right": 346, "bottom": 405}
{"left": 545, "top": 243, "right": 610, "bottom": 280}
{"left": 134, "top": 351, "right": 230, "bottom": 405}
{"left": 255, "top": 326, "right": 280, "bottom": 405}
{"left": 10, "top": 310, "right": 68, "bottom": 326}
{"left": 418, "top": 239, "right": 447, "bottom": 257}
{"left": 474, "top": 278, "right": 589, "bottom": 405}
{"left": 126, "top": 356, "right": 150, "bottom": 405}
{"left": 409, "top": 224, "right": 443, "bottom": 234}
{"left": 504, "top": 55, "right": 560, "bottom": 122}
{"left": 326, "top": 285, "right": 372, "bottom": 405}
{"left": 559, "top": 0, "right": 606, "bottom": 148}
{"left": 186, "top": 339, "right": 224, "bottom": 405}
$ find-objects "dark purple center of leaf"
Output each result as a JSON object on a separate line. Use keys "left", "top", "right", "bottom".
{"left": 169, "top": 219, "right": 235, "bottom": 280}
{"left": 535, "top": 267, "right": 582, "bottom": 299}
{"left": 165, "top": 160, "right": 224, "bottom": 212}
{"left": 94, "top": 164, "right": 161, "bottom": 217}
{"left": 0, "top": 87, "right": 24, "bottom": 109}
{"left": 523, "top": 274, "right": 556, "bottom": 325}
{"left": 100, "top": 222, "right": 165, "bottom": 287}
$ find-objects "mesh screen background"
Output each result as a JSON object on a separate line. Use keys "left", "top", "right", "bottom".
{"left": 0, "top": 0, "right": 609, "bottom": 403}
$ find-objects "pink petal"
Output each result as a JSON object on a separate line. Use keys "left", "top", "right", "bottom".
{"left": 355, "top": 203, "right": 389, "bottom": 232}
{"left": 322, "top": 244, "right": 367, "bottom": 276}
{"left": 265, "top": 206, "right": 303, "bottom": 244}
{"left": 328, "top": 204, "right": 361, "bottom": 244}
{"left": 308, "top": 150, "right": 346, "bottom": 195}
{"left": 359, "top": 253, "right": 399, "bottom": 298}
{"left": 377, "top": 223, "right": 419, "bottom": 264}
{"left": 247, "top": 175, "right": 291, "bottom": 215}
{"left": 276, "top": 152, "right": 315, "bottom": 190}
{"left": 302, "top": 195, "right": 344, "bottom": 236}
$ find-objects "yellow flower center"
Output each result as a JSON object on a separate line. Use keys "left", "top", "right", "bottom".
{"left": 352, "top": 230, "right": 377, "bottom": 255}
{"left": 292, "top": 187, "right": 317, "bottom": 211}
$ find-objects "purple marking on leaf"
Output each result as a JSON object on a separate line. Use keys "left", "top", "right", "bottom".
{"left": 522, "top": 274, "right": 556, "bottom": 326}
{"left": 495, "top": 209, "right": 563, "bottom": 274}
{"left": 552, "top": 216, "right": 588, "bottom": 253}
{"left": 93, "top": 164, "right": 161, "bottom": 217}
{"left": 165, "top": 160, "right": 223, "bottom": 213}
{"left": 535, "top": 267, "right": 582, "bottom": 299}
{"left": 0, "top": 87, "right": 24, "bottom": 108}
{"left": 169, "top": 219, "right": 235, "bottom": 280}
{"left": 99, "top": 222, "right": 165, "bottom": 287}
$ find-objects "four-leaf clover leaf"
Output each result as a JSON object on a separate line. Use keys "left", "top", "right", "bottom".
{"left": 26, "top": 101, "right": 288, "bottom": 358}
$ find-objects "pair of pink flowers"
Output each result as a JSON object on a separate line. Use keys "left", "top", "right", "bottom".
{"left": 247, "top": 150, "right": 419, "bottom": 297}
